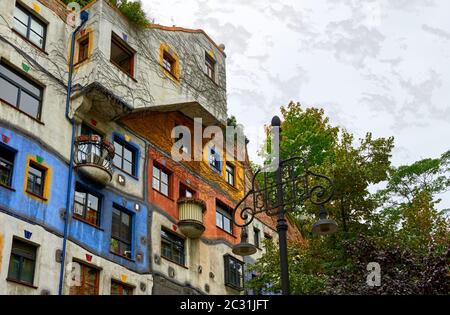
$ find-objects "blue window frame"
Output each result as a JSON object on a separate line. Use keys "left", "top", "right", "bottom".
{"left": 112, "top": 135, "right": 138, "bottom": 177}
{"left": 209, "top": 146, "right": 222, "bottom": 173}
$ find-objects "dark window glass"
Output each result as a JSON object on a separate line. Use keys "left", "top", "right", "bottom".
{"left": 113, "top": 138, "right": 136, "bottom": 176}
{"left": 152, "top": 165, "right": 170, "bottom": 196}
{"left": 254, "top": 228, "right": 260, "bottom": 248}
{"left": 0, "top": 145, "right": 15, "bottom": 187}
{"left": 162, "top": 51, "right": 176, "bottom": 75}
{"left": 13, "top": 4, "right": 46, "bottom": 49}
{"left": 111, "top": 281, "right": 133, "bottom": 295}
{"left": 209, "top": 147, "right": 221, "bottom": 172}
{"left": 110, "top": 33, "right": 134, "bottom": 76}
{"left": 205, "top": 53, "right": 216, "bottom": 81}
{"left": 179, "top": 184, "right": 194, "bottom": 199}
{"left": 0, "top": 77, "right": 19, "bottom": 105}
{"left": 78, "top": 36, "right": 89, "bottom": 63}
{"left": 111, "top": 207, "right": 132, "bottom": 259}
{"left": 69, "top": 262, "right": 99, "bottom": 295}
{"left": 26, "top": 162, "right": 45, "bottom": 197}
{"left": 226, "top": 163, "right": 235, "bottom": 186}
{"left": 7, "top": 238, "right": 37, "bottom": 285}
{"left": 161, "top": 229, "right": 185, "bottom": 265}
{"left": 224, "top": 255, "right": 244, "bottom": 290}
{"left": 74, "top": 184, "right": 101, "bottom": 227}
{"left": 216, "top": 204, "right": 232, "bottom": 234}
{"left": 0, "top": 63, "right": 42, "bottom": 119}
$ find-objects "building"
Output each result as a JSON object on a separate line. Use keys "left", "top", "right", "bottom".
{"left": 0, "top": 0, "right": 302, "bottom": 295}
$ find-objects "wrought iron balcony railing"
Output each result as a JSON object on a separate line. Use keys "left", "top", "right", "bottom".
{"left": 74, "top": 135, "right": 115, "bottom": 185}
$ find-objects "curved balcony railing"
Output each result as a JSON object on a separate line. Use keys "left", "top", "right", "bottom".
{"left": 74, "top": 135, "right": 115, "bottom": 185}
{"left": 177, "top": 198, "right": 207, "bottom": 238}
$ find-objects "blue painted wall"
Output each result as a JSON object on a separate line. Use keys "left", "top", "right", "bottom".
{"left": 0, "top": 124, "right": 149, "bottom": 273}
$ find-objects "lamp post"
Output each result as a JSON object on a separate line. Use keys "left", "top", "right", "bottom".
{"left": 232, "top": 116, "right": 337, "bottom": 295}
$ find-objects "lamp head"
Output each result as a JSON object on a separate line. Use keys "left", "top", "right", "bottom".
{"left": 312, "top": 218, "right": 338, "bottom": 235}
{"left": 232, "top": 227, "right": 257, "bottom": 256}
{"left": 312, "top": 205, "right": 338, "bottom": 236}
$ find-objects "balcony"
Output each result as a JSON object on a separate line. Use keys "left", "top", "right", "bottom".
{"left": 177, "top": 198, "right": 207, "bottom": 238}
{"left": 74, "top": 135, "right": 115, "bottom": 186}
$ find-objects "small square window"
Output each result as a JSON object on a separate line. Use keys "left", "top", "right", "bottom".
{"left": 216, "top": 203, "right": 233, "bottom": 234}
{"left": 179, "top": 183, "right": 195, "bottom": 199}
{"left": 161, "top": 229, "right": 185, "bottom": 265}
{"left": 13, "top": 3, "right": 47, "bottom": 49}
{"left": 77, "top": 35, "right": 90, "bottom": 64}
{"left": 253, "top": 228, "right": 260, "bottom": 248}
{"left": 224, "top": 254, "right": 244, "bottom": 290}
{"left": 0, "top": 144, "right": 15, "bottom": 188}
{"left": 110, "top": 33, "right": 135, "bottom": 77}
{"left": 152, "top": 164, "right": 171, "bottom": 197}
{"left": 226, "top": 163, "right": 235, "bottom": 186}
{"left": 111, "top": 280, "right": 133, "bottom": 295}
{"left": 7, "top": 238, "right": 37, "bottom": 286}
{"left": 69, "top": 261, "right": 100, "bottom": 295}
{"left": 26, "top": 161, "right": 46, "bottom": 198}
{"left": 0, "top": 62, "right": 43, "bottom": 120}
{"left": 111, "top": 206, "right": 132, "bottom": 259}
{"left": 113, "top": 137, "right": 137, "bottom": 177}
{"left": 162, "top": 51, "right": 176, "bottom": 75}
{"left": 205, "top": 53, "right": 216, "bottom": 81}
{"left": 74, "top": 183, "right": 101, "bottom": 227}
{"left": 209, "top": 147, "right": 222, "bottom": 172}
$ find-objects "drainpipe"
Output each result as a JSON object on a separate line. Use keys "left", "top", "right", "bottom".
{"left": 58, "top": 11, "right": 89, "bottom": 296}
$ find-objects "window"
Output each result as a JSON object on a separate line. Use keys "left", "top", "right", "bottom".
{"left": 0, "top": 62, "right": 43, "bottom": 119}
{"left": 77, "top": 35, "right": 90, "bottom": 64}
{"left": 254, "top": 228, "right": 260, "bottom": 248}
{"left": 209, "top": 147, "right": 221, "bottom": 172}
{"left": 113, "top": 137, "right": 136, "bottom": 176}
{"left": 7, "top": 238, "right": 37, "bottom": 286}
{"left": 226, "top": 163, "right": 235, "bottom": 186}
{"left": 216, "top": 203, "right": 232, "bottom": 234}
{"left": 0, "top": 144, "right": 15, "bottom": 187}
{"left": 264, "top": 232, "right": 273, "bottom": 241}
{"left": 26, "top": 161, "right": 46, "bottom": 197}
{"left": 224, "top": 255, "right": 244, "bottom": 290}
{"left": 13, "top": 3, "right": 47, "bottom": 49}
{"left": 162, "top": 51, "right": 176, "bottom": 76}
{"left": 69, "top": 261, "right": 100, "bottom": 295}
{"left": 74, "top": 184, "right": 101, "bottom": 227}
{"left": 111, "top": 280, "right": 133, "bottom": 295}
{"left": 110, "top": 33, "right": 134, "bottom": 77}
{"left": 152, "top": 164, "right": 170, "bottom": 197}
{"left": 205, "top": 53, "right": 216, "bottom": 81}
{"left": 111, "top": 206, "right": 132, "bottom": 259}
{"left": 161, "top": 229, "right": 185, "bottom": 265}
{"left": 179, "top": 183, "right": 194, "bottom": 199}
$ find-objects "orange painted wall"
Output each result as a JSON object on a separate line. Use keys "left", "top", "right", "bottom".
{"left": 121, "top": 111, "right": 246, "bottom": 244}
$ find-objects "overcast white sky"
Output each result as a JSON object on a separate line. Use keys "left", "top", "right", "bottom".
{"left": 141, "top": 0, "right": 450, "bottom": 208}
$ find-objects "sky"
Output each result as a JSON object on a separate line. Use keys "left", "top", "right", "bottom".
{"left": 141, "top": 0, "right": 450, "bottom": 208}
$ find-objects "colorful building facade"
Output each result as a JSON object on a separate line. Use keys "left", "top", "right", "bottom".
{"left": 0, "top": 0, "right": 303, "bottom": 295}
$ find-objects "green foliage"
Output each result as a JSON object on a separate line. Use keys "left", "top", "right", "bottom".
{"left": 63, "top": 0, "right": 150, "bottom": 28}
{"left": 248, "top": 101, "right": 450, "bottom": 295}
{"left": 110, "top": 0, "right": 150, "bottom": 28}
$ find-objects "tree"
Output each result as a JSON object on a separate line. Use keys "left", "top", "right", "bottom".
{"left": 247, "top": 101, "right": 449, "bottom": 295}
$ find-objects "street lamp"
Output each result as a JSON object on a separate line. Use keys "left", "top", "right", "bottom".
{"left": 231, "top": 115, "right": 337, "bottom": 295}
